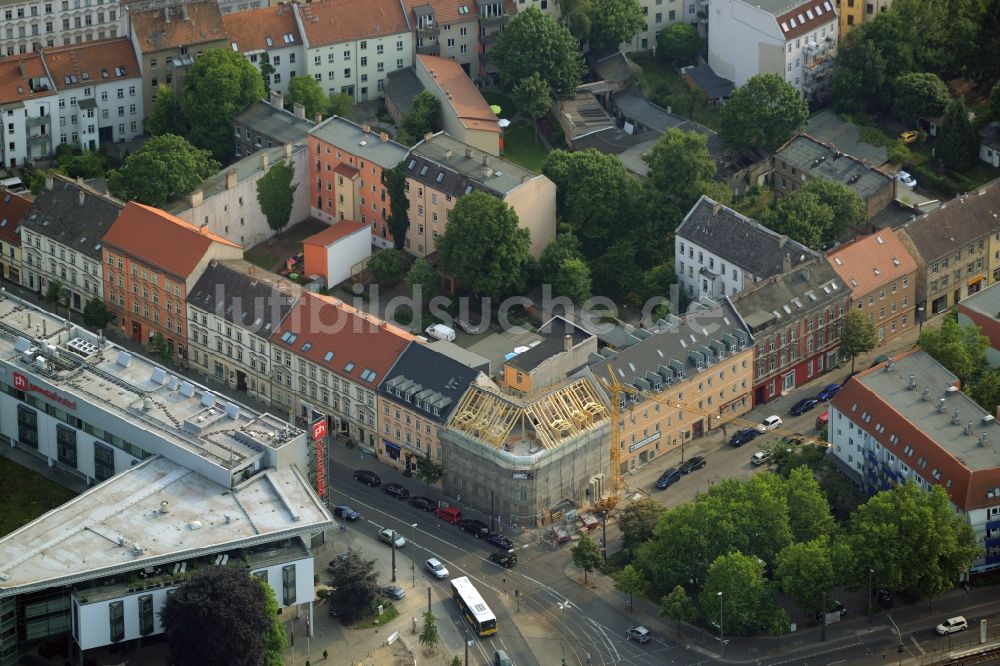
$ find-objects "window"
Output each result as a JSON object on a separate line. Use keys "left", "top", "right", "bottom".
{"left": 138, "top": 595, "right": 154, "bottom": 635}
{"left": 57, "top": 424, "right": 77, "bottom": 467}
{"left": 282, "top": 564, "right": 296, "bottom": 605}
{"left": 17, "top": 405, "right": 38, "bottom": 449}
{"left": 94, "top": 442, "right": 114, "bottom": 481}
{"left": 109, "top": 601, "right": 124, "bottom": 642}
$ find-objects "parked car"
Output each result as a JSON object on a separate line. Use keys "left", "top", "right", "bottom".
{"left": 490, "top": 551, "right": 517, "bottom": 568}
{"left": 730, "top": 428, "right": 760, "bottom": 447}
{"left": 678, "top": 456, "right": 707, "bottom": 474}
{"left": 458, "top": 519, "right": 490, "bottom": 538}
{"left": 936, "top": 616, "right": 968, "bottom": 635}
{"left": 876, "top": 588, "right": 893, "bottom": 609}
{"left": 761, "top": 415, "right": 783, "bottom": 430}
{"left": 377, "top": 528, "right": 406, "bottom": 548}
{"left": 815, "top": 600, "right": 847, "bottom": 622}
{"left": 897, "top": 170, "right": 918, "bottom": 189}
{"left": 486, "top": 533, "right": 514, "bottom": 550}
{"left": 408, "top": 496, "right": 437, "bottom": 511}
{"left": 655, "top": 468, "right": 682, "bottom": 489}
{"left": 425, "top": 323, "right": 456, "bottom": 341}
{"left": 425, "top": 557, "right": 449, "bottom": 579}
{"left": 456, "top": 317, "right": 486, "bottom": 335}
{"left": 353, "top": 469, "right": 381, "bottom": 487}
{"left": 332, "top": 505, "right": 360, "bottom": 521}
{"left": 900, "top": 130, "right": 918, "bottom": 144}
{"left": 750, "top": 451, "right": 771, "bottom": 466}
{"left": 815, "top": 411, "right": 830, "bottom": 429}
{"left": 382, "top": 483, "right": 410, "bottom": 500}
{"left": 790, "top": 397, "right": 819, "bottom": 416}
{"left": 816, "top": 383, "right": 842, "bottom": 401}
{"left": 625, "top": 625, "right": 652, "bottom": 643}
{"left": 434, "top": 506, "right": 463, "bottom": 524}
{"left": 871, "top": 354, "right": 890, "bottom": 367}
{"left": 493, "top": 649, "right": 513, "bottom": 666}
{"left": 381, "top": 585, "right": 406, "bottom": 600}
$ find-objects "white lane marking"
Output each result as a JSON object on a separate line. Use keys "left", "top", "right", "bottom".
{"left": 910, "top": 635, "right": 925, "bottom": 655}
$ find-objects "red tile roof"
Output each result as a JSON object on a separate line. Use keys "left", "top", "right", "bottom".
{"left": 826, "top": 229, "right": 917, "bottom": 298}
{"left": 43, "top": 38, "right": 140, "bottom": 91}
{"left": 401, "top": 0, "right": 479, "bottom": 26}
{"left": 0, "top": 189, "right": 31, "bottom": 247}
{"left": 0, "top": 53, "right": 55, "bottom": 104}
{"left": 303, "top": 220, "right": 369, "bottom": 247}
{"left": 333, "top": 163, "right": 359, "bottom": 178}
{"left": 222, "top": 5, "right": 301, "bottom": 54}
{"left": 271, "top": 292, "right": 415, "bottom": 384}
{"left": 417, "top": 55, "right": 500, "bottom": 133}
{"left": 776, "top": 0, "right": 836, "bottom": 41}
{"left": 102, "top": 202, "right": 240, "bottom": 278}
{"left": 131, "top": 2, "right": 227, "bottom": 54}
{"left": 296, "top": 0, "right": 410, "bottom": 47}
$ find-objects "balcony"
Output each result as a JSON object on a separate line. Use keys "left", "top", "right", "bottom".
{"left": 416, "top": 24, "right": 439, "bottom": 38}
{"left": 26, "top": 114, "right": 51, "bottom": 127}
{"left": 27, "top": 133, "right": 52, "bottom": 146}
{"left": 416, "top": 42, "right": 440, "bottom": 55}
{"left": 480, "top": 31, "right": 499, "bottom": 47}
{"left": 478, "top": 12, "right": 509, "bottom": 26}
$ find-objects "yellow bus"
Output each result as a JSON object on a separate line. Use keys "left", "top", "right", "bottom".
{"left": 450, "top": 576, "right": 497, "bottom": 636}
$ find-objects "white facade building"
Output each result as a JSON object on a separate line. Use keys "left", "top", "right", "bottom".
{"left": 0, "top": 53, "right": 57, "bottom": 168}
{"left": 222, "top": 4, "right": 304, "bottom": 98}
{"left": 0, "top": 0, "right": 123, "bottom": 56}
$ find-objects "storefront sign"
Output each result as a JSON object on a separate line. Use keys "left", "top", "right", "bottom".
{"left": 512, "top": 471, "right": 533, "bottom": 480}
{"left": 628, "top": 431, "right": 660, "bottom": 453}
{"left": 12, "top": 371, "right": 77, "bottom": 410}
{"left": 312, "top": 419, "right": 327, "bottom": 441}
{"left": 311, "top": 414, "right": 327, "bottom": 497}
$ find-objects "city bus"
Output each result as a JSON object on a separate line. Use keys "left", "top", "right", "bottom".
{"left": 450, "top": 576, "right": 497, "bottom": 636}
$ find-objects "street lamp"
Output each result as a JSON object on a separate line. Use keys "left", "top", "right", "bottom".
{"left": 511, "top": 544, "right": 530, "bottom": 612}
{"left": 917, "top": 305, "right": 925, "bottom": 335}
{"left": 410, "top": 522, "right": 418, "bottom": 588}
{"left": 868, "top": 568, "right": 875, "bottom": 625}
{"left": 887, "top": 613, "right": 904, "bottom": 666}
{"left": 718, "top": 591, "right": 724, "bottom": 657}
{"left": 557, "top": 601, "right": 571, "bottom": 666}
{"left": 391, "top": 531, "right": 397, "bottom": 583}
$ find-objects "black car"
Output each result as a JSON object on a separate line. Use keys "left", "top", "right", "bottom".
{"left": 730, "top": 428, "right": 760, "bottom": 447}
{"left": 489, "top": 551, "right": 517, "bottom": 568}
{"left": 333, "top": 504, "right": 360, "bottom": 520}
{"left": 815, "top": 601, "right": 847, "bottom": 623}
{"left": 655, "top": 468, "right": 681, "bottom": 489}
{"left": 458, "top": 519, "right": 490, "bottom": 538}
{"left": 815, "top": 383, "right": 842, "bottom": 401}
{"left": 486, "top": 533, "right": 514, "bottom": 550}
{"left": 408, "top": 496, "right": 437, "bottom": 511}
{"left": 790, "top": 397, "right": 819, "bottom": 416}
{"left": 876, "top": 588, "right": 893, "bottom": 609}
{"left": 678, "top": 456, "right": 706, "bottom": 474}
{"left": 382, "top": 483, "right": 410, "bottom": 499}
{"left": 353, "top": 469, "right": 381, "bottom": 487}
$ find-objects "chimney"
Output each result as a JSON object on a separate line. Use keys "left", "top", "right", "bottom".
{"left": 424, "top": 131, "right": 433, "bottom": 142}
{"left": 314, "top": 113, "right": 322, "bottom": 123}
{"left": 78, "top": 189, "right": 85, "bottom": 206}
{"left": 17, "top": 60, "right": 26, "bottom": 77}
{"left": 379, "top": 131, "right": 389, "bottom": 142}
{"left": 802, "top": 268, "right": 810, "bottom": 282}
{"left": 778, "top": 234, "right": 788, "bottom": 248}
{"left": 712, "top": 200, "right": 722, "bottom": 215}
{"left": 464, "top": 148, "right": 473, "bottom": 159}
{"left": 444, "top": 149, "right": 453, "bottom": 160}
{"left": 269, "top": 90, "right": 283, "bottom": 110}
{"left": 44, "top": 174, "right": 53, "bottom": 190}
{"left": 484, "top": 166, "right": 494, "bottom": 178}
{"left": 284, "top": 142, "right": 293, "bottom": 158}
{"left": 261, "top": 153, "right": 270, "bottom": 171}
{"left": 563, "top": 334, "right": 572, "bottom": 352}
{"left": 225, "top": 169, "right": 238, "bottom": 189}
{"left": 292, "top": 102, "right": 305, "bottom": 119}
{"left": 189, "top": 188, "right": 204, "bottom": 207}
{"left": 362, "top": 123, "right": 371, "bottom": 134}
{"left": 482, "top": 155, "right": 490, "bottom": 167}
{"left": 782, "top": 253, "right": 792, "bottom": 274}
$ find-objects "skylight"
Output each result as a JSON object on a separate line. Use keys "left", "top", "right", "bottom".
{"left": 302, "top": 341, "right": 313, "bottom": 352}
{"left": 344, "top": 362, "right": 355, "bottom": 372}
{"left": 265, "top": 36, "right": 273, "bottom": 47}
{"left": 324, "top": 351, "right": 334, "bottom": 362}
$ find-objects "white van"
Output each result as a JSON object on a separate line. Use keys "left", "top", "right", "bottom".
{"left": 425, "top": 324, "right": 456, "bottom": 342}
{"left": 0, "top": 177, "right": 26, "bottom": 193}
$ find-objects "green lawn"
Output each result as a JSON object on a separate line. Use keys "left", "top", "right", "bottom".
{"left": 350, "top": 603, "right": 400, "bottom": 629}
{"left": 503, "top": 121, "right": 549, "bottom": 172}
{"left": 631, "top": 53, "right": 722, "bottom": 131}
{"left": 0, "top": 457, "right": 77, "bottom": 537}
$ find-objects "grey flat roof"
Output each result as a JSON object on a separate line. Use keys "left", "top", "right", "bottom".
{"left": 309, "top": 116, "right": 409, "bottom": 169}
{"left": 234, "top": 100, "right": 314, "bottom": 144}
{"left": 411, "top": 132, "right": 539, "bottom": 195}
{"left": 614, "top": 92, "right": 728, "bottom": 159}
{"left": 0, "top": 456, "right": 333, "bottom": 597}
{"left": 683, "top": 62, "right": 734, "bottom": 100}
{"left": 507, "top": 316, "right": 593, "bottom": 372}
{"left": 857, "top": 351, "right": 1000, "bottom": 471}
{"left": 957, "top": 281, "right": 1000, "bottom": 319}
{"left": 776, "top": 134, "right": 892, "bottom": 199}
{"left": 384, "top": 67, "right": 424, "bottom": 118}
{"left": 747, "top": 0, "right": 816, "bottom": 15}
{"left": 805, "top": 111, "right": 888, "bottom": 166}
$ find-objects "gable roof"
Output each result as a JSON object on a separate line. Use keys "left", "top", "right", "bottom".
{"left": 981, "top": 121, "right": 1000, "bottom": 151}
{"left": 826, "top": 230, "right": 916, "bottom": 297}
{"left": 408, "top": 132, "right": 538, "bottom": 198}
{"left": 43, "top": 38, "right": 140, "bottom": 91}
{"left": 130, "top": 2, "right": 227, "bottom": 54}
{"left": 380, "top": 342, "right": 480, "bottom": 423}
{"left": 775, "top": 134, "right": 892, "bottom": 200}
{"left": 302, "top": 219, "right": 369, "bottom": 246}
{"left": 896, "top": 178, "right": 1000, "bottom": 262}
{"left": 270, "top": 292, "right": 415, "bottom": 385}
{"left": 20, "top": 176, "right": 123, "bottom": 259}
{"left": 234, "top": 100, "right": 314, "bottom": 145}
{"left": 222, "top": 5, "right": 300, "bottom": 54}
{"left": 506, "top": 316, "right": 592, "bottom": 373}
{"left": 416, "top": 55, "right": 500, "bottom": 134}
{"left": 401, "top": 0, "right": 480, "bottom": 26}
{"left": 773, "top": 0, "right": 836, "bottom": 40}
{"left": 729, "top": 259, "right": 845, "bottom": 334}
{"left": 676, "top": 195, "right": 818, "bottom": 279}
{"left": 309, "top": 116, "right": 409, "bottom": 169}
{"left": 102, "top": 201, "right": 240, "bottom": 278}
{"left": 0, "top": 53, "right": 55, "bottom": 104}
{"left": 0, "top": 189, "right": 31, "bottom": 248}
{"left": 295, "top": 0, "right": 410, "bottom": 47}
{"left": 188, "top": 261, "right": 298, "bottom": 336}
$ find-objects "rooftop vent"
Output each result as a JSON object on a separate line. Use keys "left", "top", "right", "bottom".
{"left": 937, "top": 397, "right": 946, "bottom": 413}
{"left": 980, "top": 432, "right": 990, "bottom": 447}
{"left": 964, "top": 422, "right": 974, "bottom": 435}
{"left": 983, "top": 415, "right": 995, "bottom": 425}
{"left": 907, "top": 375, "right": 917, "bottom": 390}
{"left": 922, "top": 386, "right": 931, "bottom": 401}
{"left": 951, "top": 409, "right": 961, "bottom": 425}
{"left": 116, "top": 351, "right": 132, "bottom": 368}
{"left": 159, "top": 501, "right": 170, "bottom": 514}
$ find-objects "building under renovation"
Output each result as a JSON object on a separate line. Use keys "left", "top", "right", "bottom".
{"left": 440, "top": 377, "right": 610, "bottom": 527}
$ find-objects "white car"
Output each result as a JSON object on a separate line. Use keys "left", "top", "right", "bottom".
{"left": 377, "top": 528, "right": 406, "bottom": 548}
{"left": 760, "top": 415, "right": 783, "bottom": 431}
{"left": 425, "top": 557, "right": 449, "bottom": 579}
{"left": 897, "top": 171, "right": 917, "bottom": 189}
{"left": 936, "top": 616, "right": 968, "bottom": 635}
{"left": 750, "top": 451, "right": 771, "bottom": 466}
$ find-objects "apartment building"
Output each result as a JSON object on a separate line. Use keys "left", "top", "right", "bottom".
{"left": 404, "top": 132, "right": 556, "bottom": 258}
{"left": 500, "top": 316, "right": 596, "bottom": 397}
{"left": 268, "top": 292, "right": 415, "bottom": 447}
{"left": 826, "top": 230, "right": 916, "bottom": 346}
{"left": 0, "top": 188, "right": 29, "bottom": 283}
{"left": 415, "top": 54, "right": 500, "bottom": 156}
{"left": 101, "top": 201, "right": 243, "bottom": 359}
{"left": 589, "top": 297, "right": 754, "bottom": 475}
{"left": 128, "top": 1, "right": 228, "bottom": 116}
{"left": 294, "top": 0, "right": 413, "bottom": 102}
{"left": 773, "top": 134, "right": 894, "bottom": 220}
{"left": 222, "top": 4, "right": 302, "bottom": 98}
{"left": 709, "top": 0, "right": 838, "bottom": 99}
{"left": 19, "top": 174, "right": 120, "bottom": 307}
{"left": 0, "top": 0, "right": 123, "bottom": 56}
{"left": 402, "top": 0, "right": 480, "bottom": 77}
{"left": 896, "top": 181, "right": 1000, "bottom": 318}
{"left": 308, "top": 116, "right": 409, "bottom": 248}
{"left": 730, "top": 259, "right": 848, "bottom": 405}
{"left": 836, "top": 0, "right": 892, "bottom": 38}
{"left": 675, "top": 196, "right": 817, "bottom": 301}
{"left": 0, "top": 53, "right": 57, "bottom": 168}
{"left": 233, "top": 94, "right": 314, "bottom": 159}
{"left": 957, "top": 282, "right": 1000, "bottom": 368}
{"left": 624, "top": 0, "right": 698, "bottom": 53}
{"left": 476, "top": 0, "right": 510, "bottom": 79}
{"left": 828, "top": 350, "right": 1000, "bottom": 573}
{"left": 44, "top": 37, "right": 142, "bottom": 150}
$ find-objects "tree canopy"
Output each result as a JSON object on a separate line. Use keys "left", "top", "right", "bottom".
{"left": 256, "top": 160, "right": 298, "bottom": 234}
{"left": 919, "top": 317, "right": 989, "bottom": 385}
{"left": 368, "top": 249, "right": 407, "bottom": 286}
{"left": 493, "top": 7, "right": 585, "bottom": 100}
{"left": 328, "top": 91, "right": 355, "bottom": 118}
{"left": 892, "top": 72, "right": 950, "bottom": 125}
{"left": 937, "top": 98, "right": 980, "bottom": 172}
{"left": 657, "top": 23, "right": 703, "bottom": 65}
{"left": 571, "top": 533, "right": 603, "bottom": 583}
{"left": 145, "top": 84, "right": 188, "bottom": 136}
{"left": 720, "top": 74, "right": 808, "bottom": 152}
{"left": 383, "top": 163, "right": 410, "bottom": 249}
{"left": 401, "top": 91, "right": 441, "bottom": 143}
{"left": 328, "top": 548, "right": 382, "bottom": 622}
{"left": 285, "top": 75, "right": 328, "bottom": 120}
{"left": 406, "top": 258, "right": 442, "bottom": 303}
{"left": 107, "top": 134, "right": 219, "bottom": 207}
{"left": 513, "top": 72, "right": 553, "bottom": 143}
{"left": 615, "top": 564, "right": 644, "bottom": 609}
{"left": 619, "top": 497, "right": 665, "bottom": 558}
{"left": 553, "top": 257, "right": 592, "bottom": 304}
{"left": 775, "top": 536, "right": 836, "bottom": 617}
{"left": 763, "top": 183, "right": 853, "bottom": 251}
{"left": 83, "top": 297, "right": 112, "bottom": 330}
{"left": 588, "top": 0, "right": 646, "bottom": 49}
{"left": 700, "top": 552, "right": 771, "bottom": 637}
{"left": 840, "top": 309, "right": 877, "bottom": 373}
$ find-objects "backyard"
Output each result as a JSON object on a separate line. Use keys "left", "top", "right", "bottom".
{"left": 502, "top": 121, "right": 549, "bottom": 172}
{"left": 244, "top": 218, "right": 331, "bottom": 274}
{"left": 0, "top": 457, "right": 77, "bottom": 537}
{"left": 631, "top": 53, "right": 722, "bottom": 131}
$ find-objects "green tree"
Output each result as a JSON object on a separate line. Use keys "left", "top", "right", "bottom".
{"left": 107, "top": 134, "right": 219, "bottom": 207}
{"left": 919, "top": 317, "right": 989, "bottom": 385}
{"left": 367, "top": 249, "right": 407, "bottom": 286}
{"left": 406, "top": 258, "right": 442, "bottom": 303}
{"left": 512, "top": 72, "right": 552, "bottom": 144}
{"left": 181, "top": 48, "right": 265, "bottom": 161}
{"left": 831, "top": 35, "right": 889, "bottom": 113}
{"left": 437, "top": 191, "right": 531, "bottom": 300}
{"left": 840, "top": 309, "right": 878, "bottom": 373}
{"left": 149, "top": 332, "right": 171, "bottom": 362}
{"left": 618, "top": 497, "right": 665, "bottom": 559}
{"left": 44, "top": 279, "right": 70, "bottom": 319}
{"left": 937, "top": 97, "right": 979, "bottom": 171}
{"left": 286, "top": 76, "right": 328, "bottom": 120}
{"left": 765, "top": 607, "right": 791, "bottom": 652}
{"left": 55, "top": 147, "right": 106, "bottom": 179}
{"left": 659, "top": 585, "right": 697, "bottom": 639}
{"left": 418, "top": 611, "right": 440, "bottom": 649}
{"left": 763, "top": 190, "right": 833, "bottom": 250}
{"left": 720, "top": 74, "right": 808, "bottom": 152}
{"left": 591, "top": 238, "right": 641, "bottom": 301}
{"left": 160, "top": 567, "right": 285, "bottom": 666}
{"left": 656, "top": 23, "right": 703, "bottom": 65}
{"left": 639, "top": 261, "right": 676, "bottom": 318}
{"left": 259, "top": 55, "right": 274, "bottom": 97}
{"left": 571, "top": 533, "right": 603, "bottom": 583}
{"left": 555, "top": 0, "right": 593, "bottom": 41}
{"left": 83, "top": 297, "right": 112, "bottom": 330}
{"left": 256, "top": 160, "right": 297, "bottom": 235}
{"left": 892, "top": 72, "right": 950, "bottom": 126}
{"left": 888, "top": 142, "right": 912, "bottom": 166}
{"left": 970, "top": 368, "right": 1000, "bottom": 413}
{"left": 383, "top": 162, "right": 410, "bottom": 249}
{"left": 848, "top": 481, "right": 980, "bottom": 600}
{"left": 414, "top": 452, "right": 444, "bottom": 485}
{"left": 800, "top": 178, "right": 866, "bottom": 237}
{"left": 553, "top": 258, "right": 591, "bottom": 304}
{"left": 615, "top": 564, "right": 644, "bottom": 610}
{"left": 774, "top": 536, "right": 836, "bottom": 617}
{"left": 588, "top": 0, "right": 645, "bottom": 49}
{"left": 539, "top": 232, "right": 585, "bottom": 283}
{"left": 700, "top": 552, "right": 769, "bottom": 637}
{"left": 328, "top": 91, "right": 355, "bottom": 118}
{"left": 328, "top": 548, "right": 382, "bottom": 622}
{"left": 785, "top": 466, "right": 835, "bottom": 542}
{"left": 493, "top": 7, "right": 585, "bottom": 100}
{"left": 401, "top": 91, "right": 441, "bottom": 142}
{"left": 145, "top": 84, "right": 188, "bottom": 136}
{"left": 975, "top": 0, "right": 1000, "bottom": 84}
